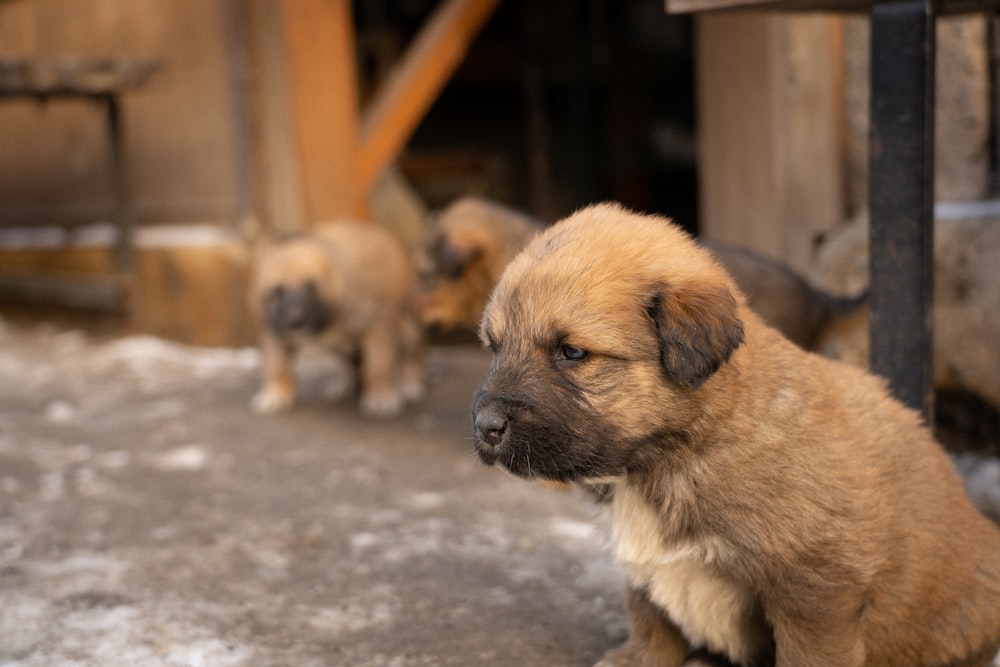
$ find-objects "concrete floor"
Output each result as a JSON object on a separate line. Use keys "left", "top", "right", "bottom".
{"left": 3, "top": 314, "right": 999, "bottom": 667}
{"left": 0, "top": 317, "right": 628, "bottom": 667}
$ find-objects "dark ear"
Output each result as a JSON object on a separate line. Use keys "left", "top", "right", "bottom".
{"left": 646, "top": 283, "right": 744, "bottom": 390}
{"left": 434, "top": 239, "right": 482, "bottom": 279}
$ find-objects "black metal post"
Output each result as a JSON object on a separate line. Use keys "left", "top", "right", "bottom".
{"left": 868, "top": 0, "right": 936, "bottom": 421}
{"left": 105, "top": 92, "right": 135, "bottom": 274}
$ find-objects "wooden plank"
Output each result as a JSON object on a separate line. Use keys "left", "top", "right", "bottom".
{"left": 356, "top": 0, "right": 501, "bottom": 195}
{"left": 666, "top": 0, "right": 1000, "bottom": 15}
{"left": 280, "top": 0, "right": 363, "bottom": 222}
{"left": 695, "top": 12, "right": 844, "bottom": 274}
{"left": 247, "top": 0, "right": 307, "bottom": 234}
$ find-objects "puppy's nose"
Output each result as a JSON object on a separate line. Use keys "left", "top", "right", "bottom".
{"left": 475, "top": 409, "right": 508, "bottom": 447}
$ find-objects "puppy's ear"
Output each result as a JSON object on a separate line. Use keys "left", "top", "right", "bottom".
{"left": 646, "top": 283, "right": 744, "bottom": 390}
{"left": 434, "top": 239, "right": 482, "bottom": 279}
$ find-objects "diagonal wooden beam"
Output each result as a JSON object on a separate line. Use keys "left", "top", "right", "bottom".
{"left": 356, "top": 0, "right": 501, "bottom": 195}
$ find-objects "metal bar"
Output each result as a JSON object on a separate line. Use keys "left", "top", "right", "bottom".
{"left": 868, "top": 0, "right": 936, "bottom": 420}
{"left": 105, "top": 93, "right": 135, "bottom": 274}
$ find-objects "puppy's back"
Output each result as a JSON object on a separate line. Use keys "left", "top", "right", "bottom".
{"left": 313, "top": 222, "right": 416, "bottom": 306}
{"left": 729, "top": 286, "right": 1000, "bottom": 666}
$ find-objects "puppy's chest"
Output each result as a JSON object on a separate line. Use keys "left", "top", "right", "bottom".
{"left": 608, "top": 484, "right": 765, "bottom": 664}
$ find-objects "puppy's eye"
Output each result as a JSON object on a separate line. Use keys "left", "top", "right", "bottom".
{"left": 558, "top": 344, "right": 588, "bottom": 362}
{"left": 482, "top": 333, "right": 499, "bottom": 352}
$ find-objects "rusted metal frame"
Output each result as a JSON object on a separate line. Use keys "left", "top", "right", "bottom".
{"left": 0, "top": 88, "right": 134, "bottom": 308}
{"left": 868, "top": 0, "right": 937, "bottom": 420}
{"left": 0, "top": 89, "right": 132, "bottom": 311}
{"left": 0, "top": 58, "right": 159, "bottom": 277}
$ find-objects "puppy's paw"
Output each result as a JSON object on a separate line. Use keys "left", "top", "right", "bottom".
{"left": 593, "top": 644, "right": 643, "bottom": 667}
{"left": 360, "top": 389, "right": 404, "bottom": 418}
{"left": 593, "top": 658, "right": 632, "bottom": 667}
{"left": 595, "top": 639, "right": 694, "bottom": 667}
{"left": 251, "top": 386, "right": 295, "bottom": 414}
{"left": 400, "top": 377, "right": 426, "bottom": 403}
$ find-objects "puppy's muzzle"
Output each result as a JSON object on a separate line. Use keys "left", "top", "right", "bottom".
{"left": 264, "top": 281, "right": 332, "bottom": 336}
{"left": 474, "top": 406, "right": 508, "bottom": 448}
{"left": 471, "top": 388, "right": 521, "bottom": 466}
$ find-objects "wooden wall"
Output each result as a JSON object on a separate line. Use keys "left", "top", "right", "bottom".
{"left": 0, "top": 0, "right": 247, "bottom": 228}
{"left": 694, "top": 11, "right": 992, "bottom": 277}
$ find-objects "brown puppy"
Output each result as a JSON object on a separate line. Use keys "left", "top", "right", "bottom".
{"left": 413, "top": 197, "right": 863, "bottom": 352}
{"left": 471, "top": 203, "right": 1000, "bottom": 667}
{"left": 413, "top": 196, "right": 545, "bottom": 331}
{"left": 249, "top": 222, "right": 425, "bottom": 417}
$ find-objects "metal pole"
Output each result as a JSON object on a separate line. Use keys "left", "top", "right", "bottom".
{"left": 868, "top": 0, "right": 937, "bottom": 421}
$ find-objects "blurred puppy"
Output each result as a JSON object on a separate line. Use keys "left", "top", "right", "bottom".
{"left": 472, "top": 203, "right": 1000, "bottom": 667}
{"left": 249, "top": 222, "right": 425, "bottom": 418}
{"left": 705, "top": 242, "right": 866, "bottom": 351}
{"left": 413, "top": 196, "right": 544, "bottom": 332}
{"left": 413, "top": 197, "right": 862, "bottom": 352}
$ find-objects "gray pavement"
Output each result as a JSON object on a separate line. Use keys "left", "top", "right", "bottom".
{"left": 0, "top": 318, "right": 627, "bottom": 667}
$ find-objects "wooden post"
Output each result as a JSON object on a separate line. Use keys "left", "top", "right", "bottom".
{"left": 281, "top": 0, "right": 364, "bottom": 223}
{"left": 695, "top": 12, "right": 844, "bottom": 274}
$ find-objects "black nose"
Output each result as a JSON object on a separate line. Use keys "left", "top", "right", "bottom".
{"left": 475, "top": 408, "right": 508, "bottom": 447}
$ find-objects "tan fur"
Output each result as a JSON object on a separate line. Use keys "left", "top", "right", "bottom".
{"left": 472, "top": 203, "right": 1000, "bottom": 667}
{"left": 413, "top": 196, "right": 545, "bottom": 331}
{"left": 704, "top": 242, "right": 865, "bottom": 351}
{"left": 249, "top": 222, "right": 425, "bottom": 417}
{"left": 413, "top": 197, "right": 863, "bottom": 352}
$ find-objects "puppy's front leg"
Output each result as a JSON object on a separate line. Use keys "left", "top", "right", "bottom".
{"left": 397, "top": 314, "right": 427, "bottom": 403}
{"left": 358, "top": 322, "right": 404, "bottom": 417}
{"left": 595, "top": 585, "right": 689, "bottom": 667}
{"left": 252, "top": 334, "right": 297, "bottom": 413}
{"left": 769, "top": 601, "right": 865, "bottom": 667}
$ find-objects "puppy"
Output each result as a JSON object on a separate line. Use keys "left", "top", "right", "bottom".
{"left": 471, "top": 202, "right": 1000, "bottom": 667}
{"left": 705, "top": 242, "right": 866, "bottom": 352}
{"left": 413, "top": 196, "right": 545, "bottom": 332}
{"left": 249, "top": 222, "right": 425, "bottom": 417}
{"left": 413, "top": 197, "right": 863, "bottom": 353}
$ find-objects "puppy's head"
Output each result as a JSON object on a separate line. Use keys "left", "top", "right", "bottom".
{"left": 471, "top": 203, "right": 745, "bottom": 482}
{"left": 413, "top": 221, "right": 493, "bottom": 331}
{"left": 252, "top": 239, "right": 341, "bottom": 338}
{"left": 262, "top": 279, "right": 332, "bottom": 336}
{"left": 413, "top": 197, "right": 543, "bottom": 331}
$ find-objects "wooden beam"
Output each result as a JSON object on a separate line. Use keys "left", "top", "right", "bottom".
{"left": 356, "top": 0, "right": 501, "bottom": 194}
{"left": 281, "top": 0, "right": 363, "bottom": 223}
{"left": 695, "top": 12, "right": 844, "bottom": 274}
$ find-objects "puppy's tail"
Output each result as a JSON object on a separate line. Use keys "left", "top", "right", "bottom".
{"left": 823, "top": 287, "right": 868, "bottom": 317}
